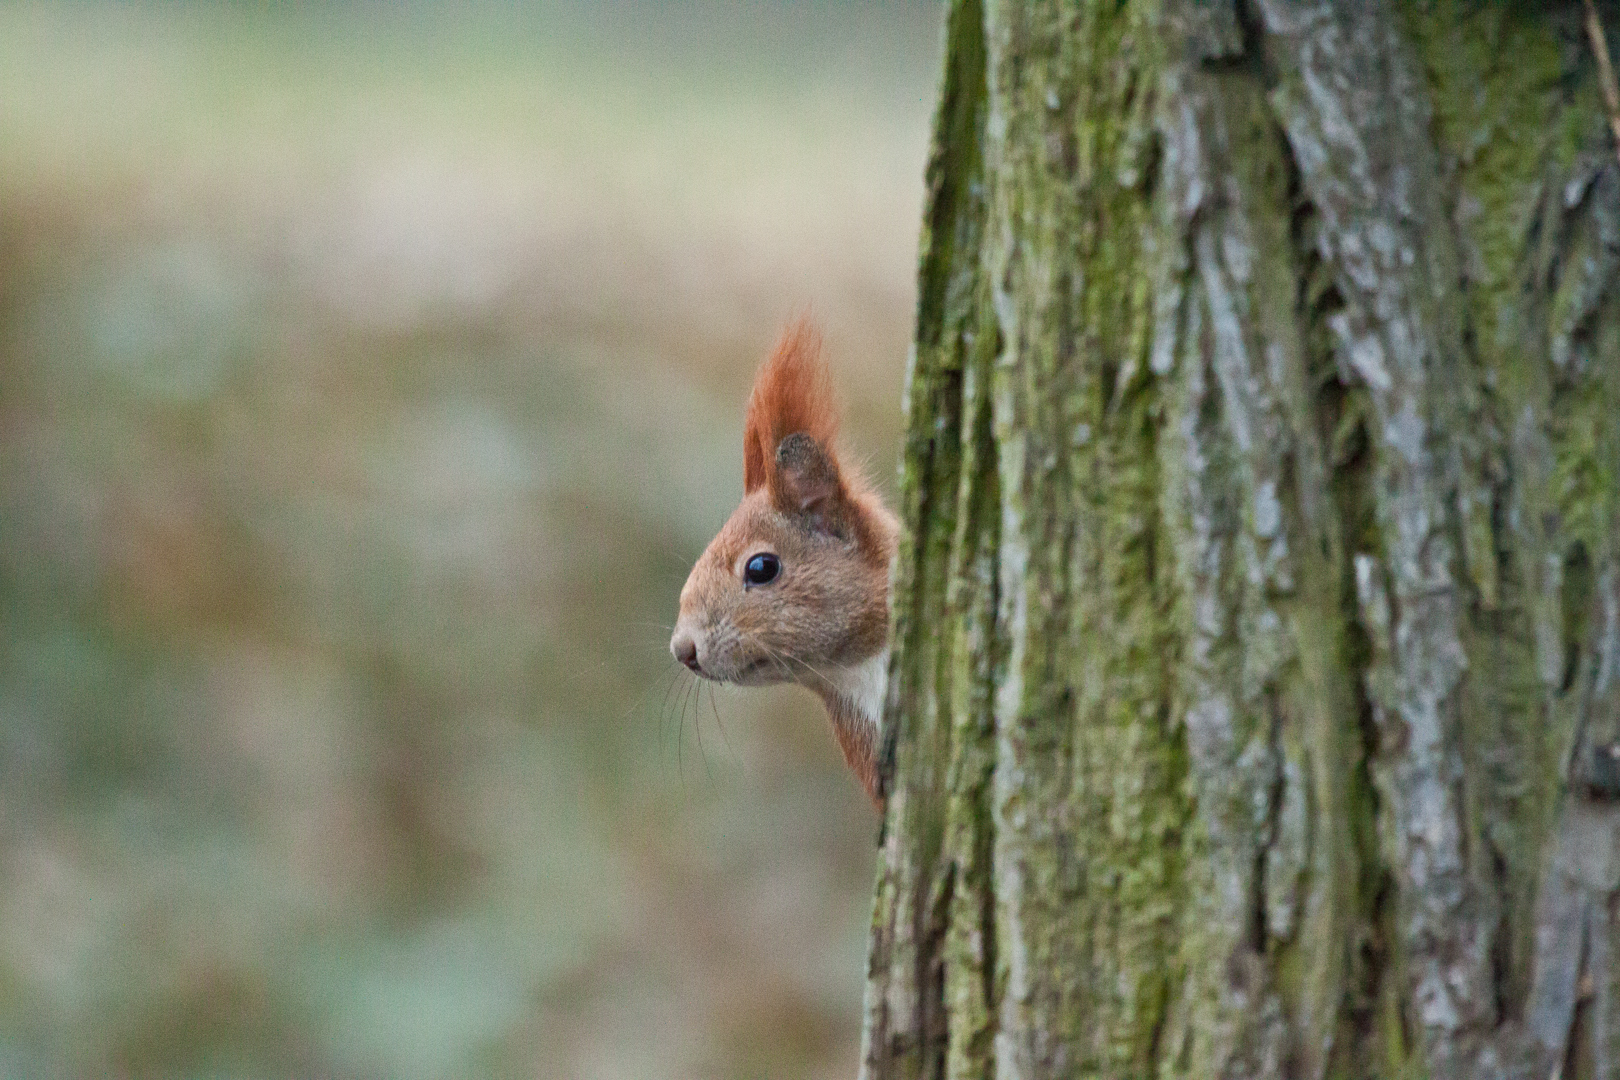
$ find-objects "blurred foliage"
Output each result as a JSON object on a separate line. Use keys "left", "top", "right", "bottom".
{"left": 0, "top": 2, "right": 936, "bottom": 1076}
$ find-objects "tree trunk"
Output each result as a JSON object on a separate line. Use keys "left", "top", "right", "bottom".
{"left": 862, "top": 2, "right": 1620, "bottom": 1078}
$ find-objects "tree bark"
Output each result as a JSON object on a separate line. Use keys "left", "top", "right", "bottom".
{"left": 862, "top": 2, "right": 1620, "bottom": 1078}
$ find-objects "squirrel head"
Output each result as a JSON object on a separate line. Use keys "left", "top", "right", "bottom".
{"left": 670, "top": 320, "right": 897, "bottom": 698}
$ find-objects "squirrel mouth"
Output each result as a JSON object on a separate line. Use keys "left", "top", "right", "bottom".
{"left": 731, "top": 657, "right": 782, "bottom": 685}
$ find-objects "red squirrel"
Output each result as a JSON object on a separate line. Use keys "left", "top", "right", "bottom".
{"left": 670, "top": 319, "right": 899, "bottom": 807}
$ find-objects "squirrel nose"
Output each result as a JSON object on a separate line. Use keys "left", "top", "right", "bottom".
{"left": 671, "top": 633, "right": 702, "bottom": 672}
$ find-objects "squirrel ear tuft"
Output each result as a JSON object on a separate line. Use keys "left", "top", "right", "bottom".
{"left": 743, "top": 318, "right": 839, "bottom": 494}
{"left": 771, "top": 432, "right": 849, "bottom": 533}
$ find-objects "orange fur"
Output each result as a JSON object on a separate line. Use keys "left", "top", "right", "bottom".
{"left": 742, "top": 319, "right": 840, "bottom": 494}
{"left": 673, "top": 317, "right": 899, "bottom": 809}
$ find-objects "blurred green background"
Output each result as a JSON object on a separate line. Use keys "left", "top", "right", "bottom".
{"left": 0, "top": 3, "right": 936, "bottom": 1076}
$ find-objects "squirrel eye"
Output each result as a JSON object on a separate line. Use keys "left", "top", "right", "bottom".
{"left": 743, "top": 552, "right": 781, "bottom": 588}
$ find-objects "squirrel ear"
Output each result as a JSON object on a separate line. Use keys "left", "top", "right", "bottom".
{"left": 743, "top": 319, "right": 837, "bottom": 494}
{"left": 770, "top": 433, "right": 850, "bottom": 535}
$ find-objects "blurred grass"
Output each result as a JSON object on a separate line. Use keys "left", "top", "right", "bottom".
{"left": 0, "top": 2, "right": 936, "bottom": 1076}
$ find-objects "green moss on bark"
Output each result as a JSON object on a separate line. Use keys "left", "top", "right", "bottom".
{"left": 865, "top": 3, "right": 1620, "bottom": 1078}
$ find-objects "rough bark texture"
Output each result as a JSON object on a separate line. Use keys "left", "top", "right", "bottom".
{"left": 862, "top": 2, "right": 1620, "bottom": 1078}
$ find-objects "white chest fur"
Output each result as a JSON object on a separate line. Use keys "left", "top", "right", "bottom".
{"left": 825, "top": 650, "right": 888, "bottom": 731}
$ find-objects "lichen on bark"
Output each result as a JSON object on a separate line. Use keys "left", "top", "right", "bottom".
{"left": 863, "top": 2, "right": 1620, "bottom": 1079}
